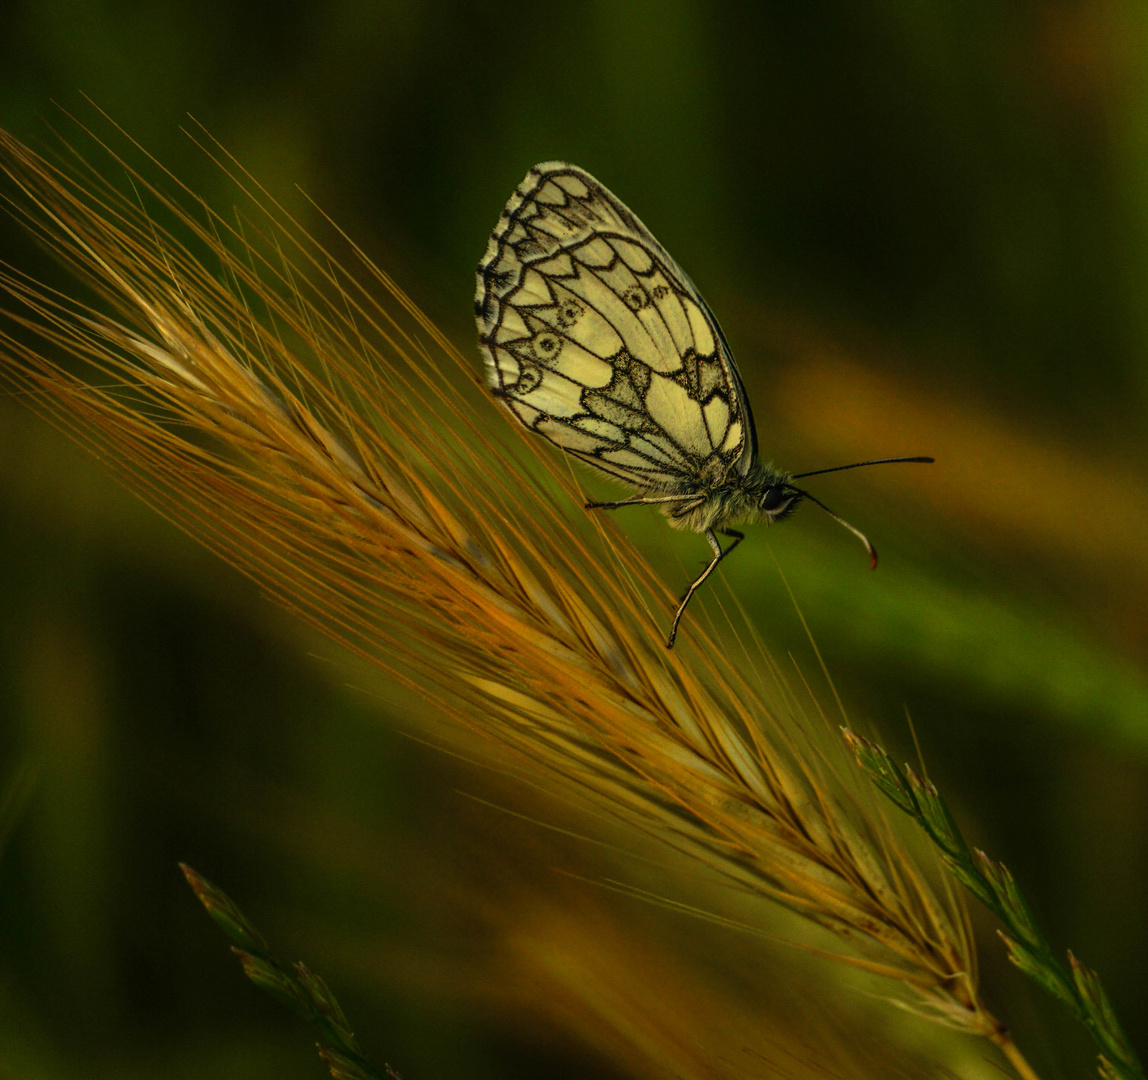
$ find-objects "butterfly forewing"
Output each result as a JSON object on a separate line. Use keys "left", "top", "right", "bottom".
{"left": 476, "top": 162, "right": 757, "bottom": 491}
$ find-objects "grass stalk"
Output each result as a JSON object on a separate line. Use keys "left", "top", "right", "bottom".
{"left": 845, "top": 729, "right": 1142, "bottom": 1080}
{"left": 181, "top": 864, "right": 401, "bottom": 1080}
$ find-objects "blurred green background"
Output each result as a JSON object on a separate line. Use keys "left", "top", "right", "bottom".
{"left": 1, "top": 2, "right": 1147, "bottom": 1077}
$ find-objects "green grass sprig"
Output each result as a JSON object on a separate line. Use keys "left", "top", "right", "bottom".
{"left": 180, "top": 864, "right": 401, "bottom": 1080}
{"left": 842, "top": 730, "right": 1143, "bottom": 1080}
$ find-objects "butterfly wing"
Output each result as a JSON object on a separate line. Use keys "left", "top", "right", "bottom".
{"left": 475, "top": 162, "right": 757, "bottom": 492}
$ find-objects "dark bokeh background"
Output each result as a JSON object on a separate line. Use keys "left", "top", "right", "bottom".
{"left": 1, "top": 2, "right": 1146, "bottom": 1078}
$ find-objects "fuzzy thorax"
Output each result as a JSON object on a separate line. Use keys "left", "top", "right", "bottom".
{"left": 659, "top": 460, "right": 803, "bottom": 533}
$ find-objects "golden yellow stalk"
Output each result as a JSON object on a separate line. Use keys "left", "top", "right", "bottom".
{"left": 0, "top": 119, "right": 1033, "bottom": 1078}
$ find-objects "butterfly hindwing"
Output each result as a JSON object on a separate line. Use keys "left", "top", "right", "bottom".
{"left": 476, "top": 162, "right": 757, "bottom": 491}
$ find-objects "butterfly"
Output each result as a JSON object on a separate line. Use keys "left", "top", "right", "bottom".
{"left": 475, "top": 162, "right": 931, "bottom": 648}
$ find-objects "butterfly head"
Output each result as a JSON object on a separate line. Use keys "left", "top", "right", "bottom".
{"left": 757, "top": 481, "right": 803, "bottom": 522}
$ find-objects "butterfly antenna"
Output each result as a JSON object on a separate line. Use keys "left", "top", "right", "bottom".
{"left": 790, "top": 488, "right": 879, "bottom": 569}
{"left": 791, "top": 456, "right": 934, "bottom": 481}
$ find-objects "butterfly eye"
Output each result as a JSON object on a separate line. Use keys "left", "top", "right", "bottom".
{"left": 760, "top": 485, "right": 790, "bottom": 512}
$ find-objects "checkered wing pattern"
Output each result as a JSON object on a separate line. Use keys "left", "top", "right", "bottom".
{"left": 476, "top": 162, "right": 757, "bottom": 491}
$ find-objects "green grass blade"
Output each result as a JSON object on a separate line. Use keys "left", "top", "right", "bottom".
{"left": 181, "top": 864, "right": 397, "bottom": 1080}
{"left": 844, "top": 729, "right": 1144, "bottom": 1080}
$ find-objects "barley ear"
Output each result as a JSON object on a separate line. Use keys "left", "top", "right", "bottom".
{"left": 843, "top": 729, "right": 1144, "bottom": 1080}
{"left": 0, "top": 119, "right": 1038, "bottom": 1076}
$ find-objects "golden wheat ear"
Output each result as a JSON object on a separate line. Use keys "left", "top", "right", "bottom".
{"left": 0, "top": 118, "right": 1040, "bottom": 1080}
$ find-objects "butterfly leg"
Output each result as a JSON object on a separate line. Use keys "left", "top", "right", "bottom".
{"left": 586, "top": 495, "right": 694, "bottom": 511}
{"left": 667, "top": 528, "right": 744, "bottom": 649}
